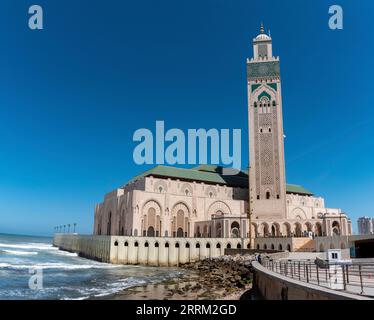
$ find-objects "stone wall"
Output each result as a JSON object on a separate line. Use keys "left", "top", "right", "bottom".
{"left": 53, "top": 234, "right": 249, "bottom": 267}
{"left": 53, "top": 234, "right": 112, "bottom": 263}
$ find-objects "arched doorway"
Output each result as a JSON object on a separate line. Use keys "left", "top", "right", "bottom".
{"left": 261, "top": 223, "right": 269, "bottom": 237}
{"left": 177, "top": 227, "right": 184, "bottom": 238}
{"left": 142, "top": 201, "right": 161, "bottom": 237}
{"left": 171, "top": 203, "right": 190, "bottom": 237}
{"left": 147, "top": 226, "right": 155, "bottom": 237}
{"left": 271, "top": 223, "right": 280, "bottom": 237}
{"left": 305, "top": 222, "right": 313, "bottom": 233}
{"left": 332, "top": 221, "right": 340, "bottom": 236}
{"left": 283, "top": 223, "right": 291, "bottom": 237}
{"left": 231, "top": 222, "right": 240, "bottom": 238}
{"left": 215, "top": 223, "right": 222, "bottom": 238}
{"left": 315, "top": 223, "right": 322, "bottom": 237}
{"left": 294, "top": 223, "right": 302, "bottom": 237}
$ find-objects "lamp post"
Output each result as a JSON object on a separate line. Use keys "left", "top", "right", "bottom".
{"left": 73, "top": 223, "right": 77, "bottom": 233}
{"left": 67, "top": 224, "right": 71, "bottom": 233}
{"left": 321, "top": 212, "right": 328, "bottom": 236}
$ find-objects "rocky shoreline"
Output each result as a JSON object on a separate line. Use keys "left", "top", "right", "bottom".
{"left": 111, "top": 254, "right": 256, "bottom": 300}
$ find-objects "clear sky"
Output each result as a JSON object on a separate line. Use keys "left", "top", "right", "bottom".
{"left": 1, "top": 0, "right": 373, "bottom": 236}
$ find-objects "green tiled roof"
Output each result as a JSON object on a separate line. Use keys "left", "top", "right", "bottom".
{"left": 127, "top": 165, "right": 314, "bottom": 196}
{"left": 285, "top": 184, "right": 313, "bottom": 196}
{"left": 128, "top": 165, "right": 248, "bottom": 188}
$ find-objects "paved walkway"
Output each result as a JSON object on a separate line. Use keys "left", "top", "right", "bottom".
{"left": 265, "top": 258, "right": 374, "bottom": 297}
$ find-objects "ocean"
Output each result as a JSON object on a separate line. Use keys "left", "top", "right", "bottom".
{"left": 0, "top": 233, "right": 184, "bottom": 300}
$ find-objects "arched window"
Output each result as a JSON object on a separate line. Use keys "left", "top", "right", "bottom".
{"left": 254, "top": 102, "right": 257, "bottom": 108}
{"left": 278, "top": 244, "right": 283, "bottom": 251}
{"left": 186, "top": 243, "right": 190, "bottom": 248}
{"left": 134, "top": 242, "right": 139, "bottom": 247}
{"left": 266, "top": 192, "right": 271, "bottom": 200}
{"left": 165, "top": 242, "right": 169, "bottom": 248}
{"left": 124, "top": 241, "right": 128, "bottom": 247}
{"left": 257, "top": 244, "right": 260, "bottom": 250}
{"left": 237, "top": 243, "right": 241, "bottom": 249}
{"left": 271, "top": 244, "right": 275, "bottom": 250}
{"left": 155, "top": 242, "right": 159, "bottom": 248}
{"left": 196, "top": 243, "right": 200, "bottom": 248}
{"left": 287, "top": 244, "right": 291, "bottom": 252}
{"left": 216, "top": 243, "right": 221, "bottom": 249}
{"left": 114, "top": 241, "right": 118, "bottom": 246}
{"left": 263, "top": 244, "right": 267, "bottom": 250}
{"left": 269, "top": 128, "right": 272, "bottom": 133}
{"left": 226, "top": 243, "right": 231, "bottom": 249}
{"left": 175, "top": 243, "right": 180, "bottom": 248}
{"left": 206, "top": 243, "right": 211, "bottom": 249}
{"left": 145, "top": 242, "right": 149, "bottom": 247}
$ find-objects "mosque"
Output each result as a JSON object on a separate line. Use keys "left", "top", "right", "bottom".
{"left": 93, "top": 25, "right": 352, "bottom": 243}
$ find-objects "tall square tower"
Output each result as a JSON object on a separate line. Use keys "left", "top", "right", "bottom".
{"left": 247, "top": 24, "right": 287, "bottom": 219}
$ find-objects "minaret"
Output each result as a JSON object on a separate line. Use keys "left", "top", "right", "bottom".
{"left": 247, "top": 24, "right": 287, "bottom": 220}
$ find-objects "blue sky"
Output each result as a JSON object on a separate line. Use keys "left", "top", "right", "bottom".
{"left": 1, "top": 0, "right": 373, "bottom": 235}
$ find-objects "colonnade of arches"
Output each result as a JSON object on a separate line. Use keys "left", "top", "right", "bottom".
{"left": 251, "top": 221, "right": 325, "bottom": 238}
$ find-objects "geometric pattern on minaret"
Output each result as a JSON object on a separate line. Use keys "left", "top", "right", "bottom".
{"left": 247, "top": 24, "right": 287, "bottom": 219}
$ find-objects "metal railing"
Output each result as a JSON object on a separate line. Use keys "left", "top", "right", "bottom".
{"left": 262, "top": 259, "right": 374, "bottom": 297}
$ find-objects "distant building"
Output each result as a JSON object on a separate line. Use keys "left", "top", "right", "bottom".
{"left": 357, "top": 217, "right": 373, "bottom": 235}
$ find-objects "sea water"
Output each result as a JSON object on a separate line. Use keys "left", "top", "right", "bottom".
{"left": 0, "top": 233, "right": 183, "bottom": 300}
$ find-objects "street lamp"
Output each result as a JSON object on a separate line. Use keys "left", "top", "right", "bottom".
{"left": 73, "top": 223, "right": 77, "bottom": 233}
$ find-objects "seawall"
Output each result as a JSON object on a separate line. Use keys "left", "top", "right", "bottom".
{"left": 53, "top": 234, "right": 250, "bottom": 266}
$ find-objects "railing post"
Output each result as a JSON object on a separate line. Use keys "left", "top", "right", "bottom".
{"left": 304, "top": 262, "right": 306, "bottom": 279}
{"left": 359, "top": 265, "right": 364, "bottom": 294}
{"left": 316, "top": 264, "right": 320, "bottom": 285}
{"left": 291, "top": 262, "right": 293, "bottom": 278}
{"left": 298, "top": 262, "right": 301, "bottom": 280}
{"left": 342, "top": 265, "right": 346, "bottom": 291}
{"left": 346, "top": 265, "right": 349, "bottom": 284}
{"left": 306, "top": 265, "right": 309, "bottom": 283}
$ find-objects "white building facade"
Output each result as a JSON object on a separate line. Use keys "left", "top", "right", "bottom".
{"left": 93, "top": 26, "right": 352, "bottom": 241}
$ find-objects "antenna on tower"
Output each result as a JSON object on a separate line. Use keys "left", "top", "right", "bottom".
{"left": 260, "top": 22, "right": 265, "bottom": 34}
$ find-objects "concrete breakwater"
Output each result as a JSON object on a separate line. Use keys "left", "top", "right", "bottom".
{"left": 53, "top": 234, "right": 250, "bottom": 266}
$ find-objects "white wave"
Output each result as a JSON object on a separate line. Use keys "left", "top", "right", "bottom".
{"left": 62, "top": 296, "right": 90, "bottom": 300}
{"left": 0, "top": 243, "right": 57, "bottom": 251}
{"left": 2, "top": 250, "right": 38, "bottom": 256}
{"left": 52, "top": 250, "right": 78, "bottom": 257}
{"left": 0, "top": 262, "right": 122, "bottom": 270}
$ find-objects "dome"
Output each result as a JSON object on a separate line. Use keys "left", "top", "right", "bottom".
{"left": 254, "top": 23, "right": 271, "bottom": 41}
{"left": 254, "top": 33, "right": 271, "bottom": 41}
